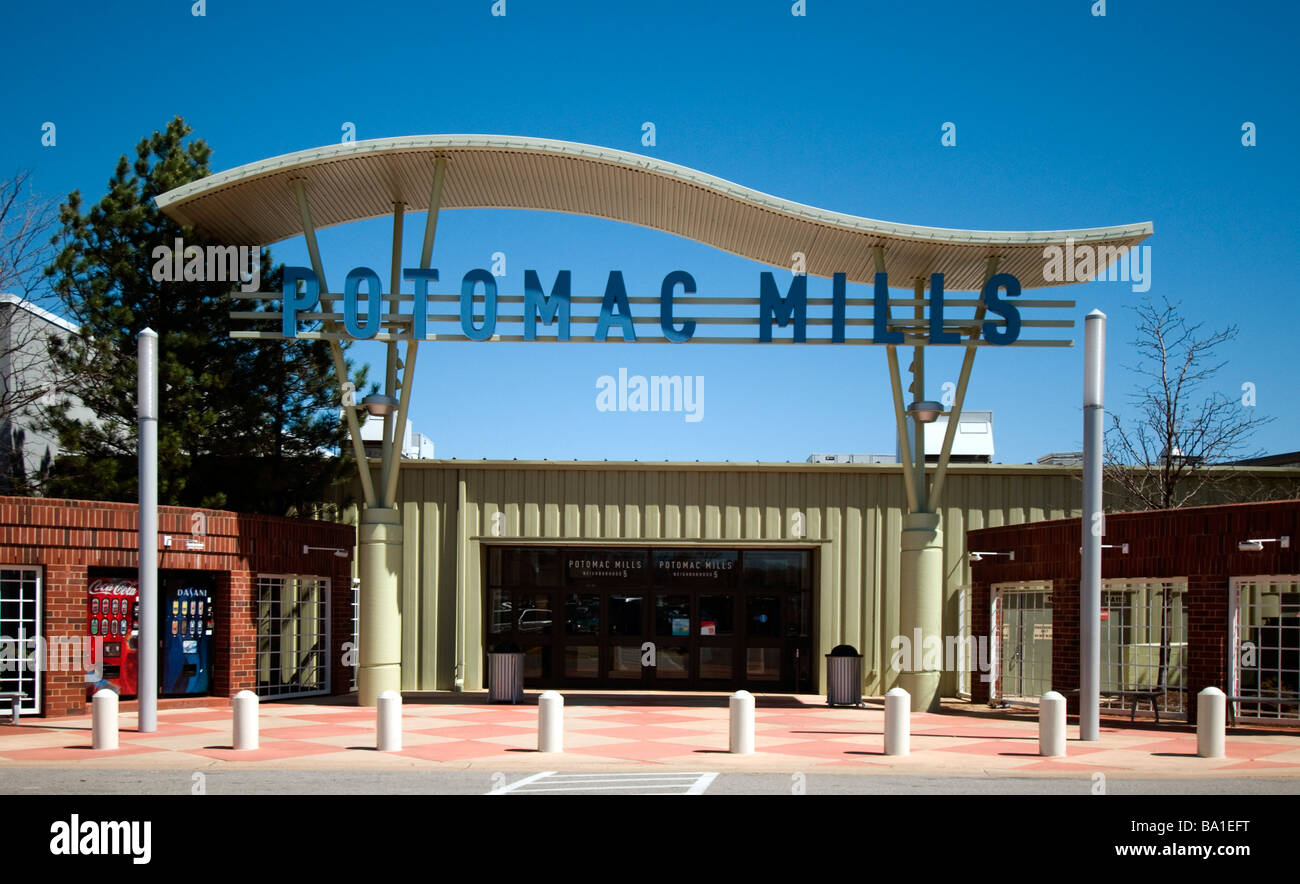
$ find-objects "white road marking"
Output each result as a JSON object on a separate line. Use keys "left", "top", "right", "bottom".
{"left": 486, "top": 771, "right": 718, "bottom": 795}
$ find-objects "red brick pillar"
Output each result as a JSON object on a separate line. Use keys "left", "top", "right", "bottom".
{"left": 41, "top": 564, "right": 89, "bottom": 717}
{"left": 330, "top": 562, "right": 354, "bottom": 696}
{"left": 1052, "top": 579, "right": 1081, "bottom": 714}
{"left": 1185, "top": 574, "right": 1230, "bottom": 725}
{"left": 213, "top": 570, "right": 257, "bottom": 697}
{"left": 970, "top": 578, "right": 992, "bottom": 704}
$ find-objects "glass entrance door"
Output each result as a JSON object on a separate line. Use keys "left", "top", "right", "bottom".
{"left": 486, "top": 546, "right": 813, "bottom": 691}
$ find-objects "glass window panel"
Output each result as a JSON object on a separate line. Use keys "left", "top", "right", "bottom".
{"left": 747, "top": 647, "right": 782, "bottom": 680}
{"left": 651, "top": 549, "right": 739, "bottom": 587}
{"left": 656, "top": 647, "right": 689, "bottom": 679}
{"left": 565, "top": 645, "right": 599, "bottom": 678}
{"left": 607, "top": 594, "right": 644, "bottom": 636}
{"left": 515, "top": 593, "right": 552, "bottom": 635}
{"left": 565, "top": 548, "right": 649, "bottom": 588}
{"left": 699, "top": 647, "right": 732, "bottom": 680}
{"left": 698, "top": 595, "right": 734, "bottom": 636}
{"left": 655, "top": 594, "right": 691, "bottom": 636}
{"left": 609, "top": 646, "right": 643, "bottom": 679}
{"left": 489, "top": 588, "right": 511, "bottom": 634}
{"left": 565, "top": 594, "right": 600, "bottom": 635}
{"left": 521, "top": 645, "right": 550, "bottom": 679}
{"left": 492, "top": 547, "right": 561, "bottom": 587}
{"left": 742, "top": 550, "right": 810, "bottom": 591}
{"left": 747, "top": 595, "right": 781, "bottom": 637}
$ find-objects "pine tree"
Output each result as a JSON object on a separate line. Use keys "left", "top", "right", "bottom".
{"left": 41, "top": 117, "right": 367, "bottom": 512}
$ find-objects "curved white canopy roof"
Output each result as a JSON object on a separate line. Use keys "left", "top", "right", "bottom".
{"left": 155, "top": 134, "right": 1152, "bottom": 291}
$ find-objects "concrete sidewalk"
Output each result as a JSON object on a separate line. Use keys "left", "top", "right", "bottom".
{"left": 1, "top": 694, "right": 1298, "bottom": 777}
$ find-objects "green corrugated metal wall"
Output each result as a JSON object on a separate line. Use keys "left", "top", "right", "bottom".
{"left": 346, "top": 461, "right": 1083, "bottom": 696}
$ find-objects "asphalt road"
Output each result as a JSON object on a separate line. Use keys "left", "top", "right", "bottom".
{"left": 4, "top": 768, "right": 1299, "bottom": 795}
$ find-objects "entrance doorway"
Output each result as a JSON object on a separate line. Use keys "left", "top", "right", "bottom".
{"left": 485, "top": 546, "right": 814, "bottom": 691}
{"left": 993, "top": 582, "right": 1053, "bottom": 704}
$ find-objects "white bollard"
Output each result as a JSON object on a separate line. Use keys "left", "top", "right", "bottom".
{"left": 538, "top": 690, "right": 564, "bottom": 753}
{"left": 377, "top": 690, "right": 402, "bottom": 752}
{"left": 1039, "top": 691, "right": 1067, "bottom": 757}
{"left": 91, "top": 689, "right": 118, "bottom": 750}
{"left": 1197, "top": 687, "right": 1226, "bottom": 758}
{"left": 729, "top": 690, "right": 755, "bottom": 754}
{"left": 233, "top": 690, "right": 259, "bottom": 750}
{"left": 884, "top": 687, "right": 910, "bottom": 756}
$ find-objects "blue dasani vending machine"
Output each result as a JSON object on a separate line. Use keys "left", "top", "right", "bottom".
{"left": 160, "top": 575, "right": 215, "bottom": 695}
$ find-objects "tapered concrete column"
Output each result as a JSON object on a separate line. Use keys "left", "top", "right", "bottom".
{"left": 358, "top": 506, "right": 403, "bottom": 706}
{"left": 898, "top": 511, "right": 943, "bottom": 712}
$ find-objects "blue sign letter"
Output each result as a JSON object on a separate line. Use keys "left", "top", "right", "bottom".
{"left": 660, "top": 270, "right": 697, "bottom": 343}
{"left": 928, "top": 273, "right": 960, "bottom": 344}
{"left": 282, "top": 266, "right": 319, "bottom": 338}
{"left": 343, "top": 267, "right": 383, "bottom": 339}
{"left": 758, "top": 273, "right": 806, "bottom": 342}
{"left": 872, "top": 272, "right": 903, "bottom": 344}
{"left": 595, "top": 271, "right": 637, "bottom": 342}
{"left": 461, "top": 269, "right": 498, "bottom": 341}
{"left": 524, "top": 270, "right": 571, "bottom": 341}
{"left": 981, "top": 273, "right": 1022, "bottom": 345}
{"left": 403, "top": 268, "right": 439, "bottom": 340}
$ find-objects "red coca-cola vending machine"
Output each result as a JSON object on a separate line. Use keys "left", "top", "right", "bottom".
{"left": 87, "top": 577, "right": 140, "bottom": 697}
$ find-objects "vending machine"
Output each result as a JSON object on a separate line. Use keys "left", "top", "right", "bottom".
{"left": 87, "top": 577, "right": 140, "bottom": 697}
{"left": 160, "top": 575, "right": 216, "bottom": 695}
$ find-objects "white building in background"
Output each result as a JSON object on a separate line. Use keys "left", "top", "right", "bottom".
{"left": 0, "top": 294, "right": 90, "bottom": 492}
{"left": 809, "top": 410, "right": 995, "bottom": 466}
{"left": 359, "top": 414, "right": 434, "bottom": 460}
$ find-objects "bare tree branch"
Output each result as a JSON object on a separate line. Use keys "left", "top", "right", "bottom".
{"left": 1104, "top": 295, "right": 1274, "bottom": 510}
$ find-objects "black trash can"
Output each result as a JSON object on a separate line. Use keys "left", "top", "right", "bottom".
{"left": 826, "top": 644, "right": 863, "bottom": 707}
{"left": 487, "top": 641, "right": 525, "bottom": 704}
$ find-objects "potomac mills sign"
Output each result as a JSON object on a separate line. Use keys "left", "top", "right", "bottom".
{"left": 156, "top": 135, "right": 1151, "bottom": 711}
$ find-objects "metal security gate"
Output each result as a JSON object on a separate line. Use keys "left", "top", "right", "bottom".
{"left": 0, "top": 567, "right": 41, "bottom": 714}
{"left": 1230, "top": 576, "right": 1300, "bottom": 722}
{"left": 994, "top": 582, "right": 1053, "bottom": 705}
{"left": 1100, "top": 579, "right": 1188, "bottom": 719}
{"left": 256, "top": 575, "right": 330, "bottom": 698}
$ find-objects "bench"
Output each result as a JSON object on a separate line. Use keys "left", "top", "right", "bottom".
{"left": 1226, "top": 695, "right": 1300, "bottom": 725}
{"left": 1061, "top": 687, "right": 1173, "bottom": 723}
{"left": 0, "top": 692, "right": 27, "bottom": 725}
{"left": 1100, "top": 689, "right": 1165, "bottom": 724}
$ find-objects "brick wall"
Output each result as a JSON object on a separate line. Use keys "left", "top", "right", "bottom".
{"left": 968, "top": 499, "right": 1300, "bottom": 722}
{"left": 0, "top": 497, "right": 355, "bottom": 716}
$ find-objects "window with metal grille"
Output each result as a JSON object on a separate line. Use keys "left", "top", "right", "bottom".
{"left": 1099, "top": 579, "right": 1188, "bottom": 719}
{"left": 957, "top": 585, "right": 972, "bottom": 697}
{"left": 0, "top": 567, "right": 40, "bottom": 714}
{"left": 255, "top": 575, "right": 330, "bottom": 698}
{"left": 993, "top": 582, "right": 1053, "bottom": 704}
{"left": 1231, "top": 577, "right": 1300, "bottom": 721}
{"left": 350, "top": 577, "right": 359, "bottom": 692}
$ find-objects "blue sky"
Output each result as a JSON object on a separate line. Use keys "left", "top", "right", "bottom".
{"left": 3, "top": 0, "right": 1296, "bottom": 463}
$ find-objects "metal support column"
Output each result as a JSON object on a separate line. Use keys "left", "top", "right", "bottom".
{"left": 1081, "top": 309, "right": 1106, "bottom": 740}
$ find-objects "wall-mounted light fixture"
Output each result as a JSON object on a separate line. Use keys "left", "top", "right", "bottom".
{"left": 303, "top": 545, "right": 350, "bottom": 558}
{"left": 1238, "top": 536, "right": 1289, "bottom": 552}
{"left": 968, "top": 550, "right": 1014, "bottom": 563}
{"left": 1078, "top": 543, "right": 1129, "bottom": 554}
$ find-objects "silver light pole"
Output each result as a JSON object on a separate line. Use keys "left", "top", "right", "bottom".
{"left": 137, "top": 329, "right": 158, "bottom": 733}
{"left": 1080, "top": 310, "right": 1106, "bottom": 741}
